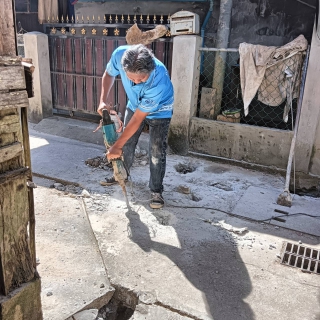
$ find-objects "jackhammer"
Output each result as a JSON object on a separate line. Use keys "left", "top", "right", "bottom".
{"left": 101, "top": 109, "right": 130, "bottom": 209}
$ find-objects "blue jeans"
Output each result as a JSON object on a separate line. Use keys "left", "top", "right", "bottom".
{"left": 122, "top": 108, "right": 171, "bottom": 194}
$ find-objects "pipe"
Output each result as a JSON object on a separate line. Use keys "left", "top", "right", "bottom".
{"left": 200, "top": 0, "right": 214, "bottom": 73}
{"left": 211, "top": 0, "right": 233, "bottom": 118}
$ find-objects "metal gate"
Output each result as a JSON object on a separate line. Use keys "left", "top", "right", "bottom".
{"left": 44, "top": 16, "right": 173, "bottom": 119}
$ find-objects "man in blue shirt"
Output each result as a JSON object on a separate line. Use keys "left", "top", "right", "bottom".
{"left": 98, "top": 44, "right": 174, "bottom": 209}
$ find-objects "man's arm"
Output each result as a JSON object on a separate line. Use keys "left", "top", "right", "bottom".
{"left": 107, "top": 109, "right": 148, "bottom": 160}
{"left": 98, "top": 71, "right": 115, "bottom": 116}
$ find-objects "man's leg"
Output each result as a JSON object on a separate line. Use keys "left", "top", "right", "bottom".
{"left": 122, "top": 108, "right": 145, "bottom": 173}
{"left": 147, "top": 118, "right": 171, "bottom": 208}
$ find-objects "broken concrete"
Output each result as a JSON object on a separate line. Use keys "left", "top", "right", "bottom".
{"left": 232, "top": 186, "right": 320, "bottom": 236}
{"left": 34, "top": 179, "right": 114, "bottom": 319}
{"left": 30, "top": 121, "right": 320, "bottom": 320}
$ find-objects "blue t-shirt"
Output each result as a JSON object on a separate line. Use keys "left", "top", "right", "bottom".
{"left": 106, "top": 45, "right": 174, "bottom": 119}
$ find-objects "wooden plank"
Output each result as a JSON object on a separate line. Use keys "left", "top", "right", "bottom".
{"left": 0, "top": 174, "right": 34, "bottom": 295}
{"left": 0, "top": 123, "right": 20, "bottom": 134}
{"left": 0, "top": 158, "right": 23, "bottom": 176}
{"left": 21, "top": 61, "right": 35, "bottom": 73}
{"left": 0, "top": 56, "right": 22, "bottom": 66}
{"left": 0, "top": 0, "right": 16, "bottom": 56}
{"left": 0, "top": 91, "right": 29, "bottom": 111}
{"left": 0, "top": 278, "right": 43, "bottom": 319}
{"left": 0, "top": 66, "right": 26, "bottom": 91}
{"left": 0, "top": 109, "right": 23, "bottom": 181}
{"left": 0, "top": 142, "right": 22, "bottom": 163}
{"left": 0, "top": 277, "right": 42, "bottom": 320}
{"left": 0, "top": 113, "right": 19, "bottom": 126}
{"left": 0, "top": 132, "right": 15, "bottom": 148}
{"left": 0, "top": 167, "right": 29, "bottom": 185}
{"left": 21, "top": 107, "right": 36, "bottom": 269}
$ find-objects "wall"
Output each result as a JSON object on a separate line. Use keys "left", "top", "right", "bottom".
{"left": 203, "top": 0, "right": 315, "bottom": 48}
{"left": 169, "top": 35, "right": 202, "bottom": 155}
{"left": 297, "top": 21, "right": 320, "bottom": 176}
{"left": 229, "top": 0, "right": 315, "bottom": 47}
{"left": 75, "top": 1, "right": 209, "bottom": 21}
{"left": 196, "top": 0, "right": 317, "bottom": 173}
{"left": 190, "top": 118, "right": 293, "bottom": 168}
{"left": 311, "top": 121, "right": 320, "bottom": 175}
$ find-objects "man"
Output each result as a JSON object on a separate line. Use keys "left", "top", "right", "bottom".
{"left": 98, "top": 44, "right": 174, "bottom": 209}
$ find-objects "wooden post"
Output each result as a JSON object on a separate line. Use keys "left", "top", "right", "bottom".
{"left": 0, "top": 1, "right": 43, "bottom": 318}
{"left": 0, "top": 0, "right": 17, "bottom": 56}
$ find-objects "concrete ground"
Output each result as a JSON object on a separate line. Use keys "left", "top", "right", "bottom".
{"left": 30, "top": 117, "right": 320, "bottom": 320}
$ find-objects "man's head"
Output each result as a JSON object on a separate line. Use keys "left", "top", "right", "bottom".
{"left": 121, "top": 44, "right": 155, "bottom": 84}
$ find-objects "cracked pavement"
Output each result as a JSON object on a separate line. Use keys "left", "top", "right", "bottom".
{"left": 30, "top": 120, "right": 320, "bottom": 320}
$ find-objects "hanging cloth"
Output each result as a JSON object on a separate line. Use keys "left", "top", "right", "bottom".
{"left": 239, "top": 35, "right": 308, "bottom": 121}
{"left": 38, "top": 0, "right": 59, "bottom": 24}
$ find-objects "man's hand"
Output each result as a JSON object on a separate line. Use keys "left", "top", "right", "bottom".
{"left": 106, "top": 109, "right": 148, "bottom": 161}
{"left": 97, "top": 101, "right": 111, "bottom": 116}
{"left": 107, "top": 145, "right": 123, "bottom": 161}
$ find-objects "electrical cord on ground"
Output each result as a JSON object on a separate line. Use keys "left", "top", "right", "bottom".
{"left": 166, "top": 202, "right": 320, "bottom": 222}
{"left": 260, "top": 212, "right": 320, "bottom": 222}
{"left": 126, "top": 178, "right": 319, "bottom": 224}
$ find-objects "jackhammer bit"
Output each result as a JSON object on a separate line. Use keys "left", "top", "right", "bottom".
{"left": 101, "top": 109, "right": 130, "bottom": 209}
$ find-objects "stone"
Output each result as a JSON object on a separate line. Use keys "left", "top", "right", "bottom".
{"left": 177, "top": 185, "right": 191, "bottom": 194}
{"left": 54, "top": 183, "right": 65, "bottom": 191}
{"left": 72, "top": 309, "right": 98, "bottom": 320}
{"left": 126, "top": 23, "right": 167, "bottom": 45}
{"left": 135, "top": 145, "right": 145, "bottom": 158}
{"left": 81, "top": 189, "right": 91, "bottom": 198}
{"left": 138, "top": 291, "right": 157, "bottom": 304}
{"left": 217, "top": 114, "right": 240, "bottom": 123}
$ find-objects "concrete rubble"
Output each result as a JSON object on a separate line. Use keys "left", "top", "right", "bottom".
{"left": 29, "top": 117, "right": 320, "bottom": 320}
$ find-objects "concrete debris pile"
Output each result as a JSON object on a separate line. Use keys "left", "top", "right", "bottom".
{"left": 85, "top": 156, "right": 112, "bottom": 170}
{"left": 51, "top": 183, "right": 82, "bottom": 196}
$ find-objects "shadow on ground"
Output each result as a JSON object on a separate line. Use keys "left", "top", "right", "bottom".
{"left": 125, "top": 209, "right": 254, "bottom": 320}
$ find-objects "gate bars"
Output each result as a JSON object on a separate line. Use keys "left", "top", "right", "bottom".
{"left": 44, "top": 14, "right": 172, "bottom": 119}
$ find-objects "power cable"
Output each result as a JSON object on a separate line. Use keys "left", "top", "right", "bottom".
{"left": 127, "top": 178, "right": 319, "bottom": 223}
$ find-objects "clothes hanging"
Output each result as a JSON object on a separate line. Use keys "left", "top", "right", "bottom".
{"left": 239, "top": 35, "right": 308, "bottom": 122}
{"left": 38, "top": 0, "right": 59, "bottom": 24}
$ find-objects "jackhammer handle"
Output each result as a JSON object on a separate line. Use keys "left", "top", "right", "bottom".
{"left": 102, "top": 109, "right": 113, "bottom": 125}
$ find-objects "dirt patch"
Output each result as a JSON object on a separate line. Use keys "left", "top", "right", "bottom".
{"left": 174, "top": 162, "right": 196, "bottom": 174}
{"left": 98, "top": 297, "right": 134, "bottom": 320}
{"left": 191, "top": 193, "right": 202, "bottom": 202}
{"left": 293, "top": 186, "right": 320, "bottom": 198}
{"left": 97, "top": 285, "right": 138, "bottom": 320}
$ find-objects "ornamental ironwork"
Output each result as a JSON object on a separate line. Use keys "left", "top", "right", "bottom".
{"left": 44, "top": 14, "right": 171, "bottom": 39}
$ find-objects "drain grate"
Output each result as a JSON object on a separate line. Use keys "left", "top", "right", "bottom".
{"left": 280, "top": 242, "right": 320, "bottom": 274}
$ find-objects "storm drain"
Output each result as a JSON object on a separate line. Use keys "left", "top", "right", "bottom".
{"left": 280, "top": 242, "right": 320, "bottom": 274}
